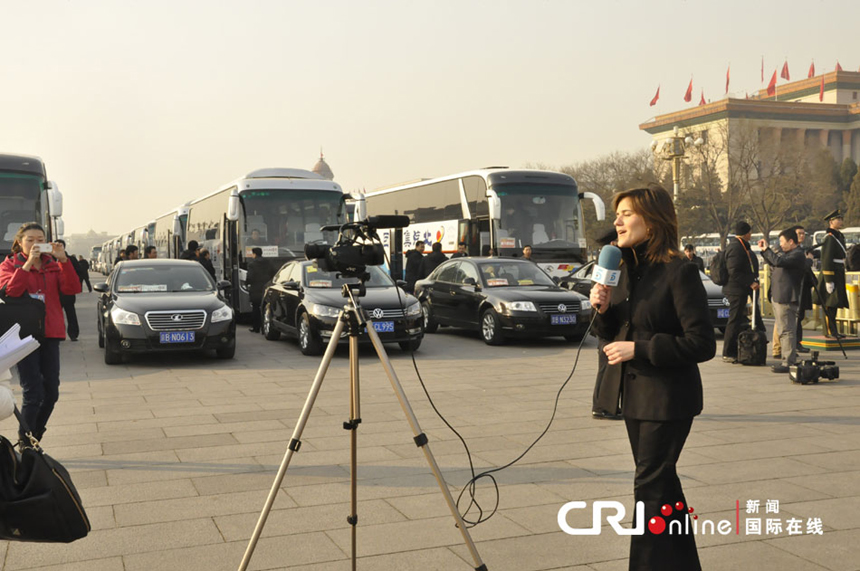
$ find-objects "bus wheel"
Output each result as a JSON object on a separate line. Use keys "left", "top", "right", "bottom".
{"left": 481, "top": 309, "right": 505, "bottom": 346}
{"left": 422, "top": 302, "right": 438, "bottom": 333}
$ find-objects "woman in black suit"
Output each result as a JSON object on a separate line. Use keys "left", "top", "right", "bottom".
{"left": 590, "top": 184, "right": 716, "bottom": 570}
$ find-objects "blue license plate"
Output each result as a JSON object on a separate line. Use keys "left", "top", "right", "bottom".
{"left": 717, "top": 308, "right": 730, "bottom": 319}
{"left": 159, "top": 331, "right": 195, "bottom": 343}
{"left": 551, "top": 314, "right": 577, "bottom": 325}
{"left": 372, "top": 321, "right": 395, "bottom": 333}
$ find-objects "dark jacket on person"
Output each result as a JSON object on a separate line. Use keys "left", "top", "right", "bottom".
{"left": 593, "top": 243, "right": 716, "bottom": 420}
{"left": 404, "top": 249, "right": 424, "bottom": 287}
{"left": 62, "top": 256, "right": 83, "bottom": 302}
{"left": 199, "top": 257, "right": 216, "bottom": 279}
{"left": 246, "top": 257, "right": 271, "bottom": 303}
{"left": 760, "top": 246, "right": 810, "bottom": 305}
{"left": 78, "top": 259, "right": 90, "bottom": 274}
{"left": 451, "top": 252, "right": 468, "bottom": 259}
{"left": 721, "top": 236, "right": 758, "bottom": 296}
{"left": 179, "top": 249, "right": 198, "bottom": 261}
{"left": 686, "top": 254, "right": 705, "bottom": 273}
{"left": 420, "top": 251, "right": 448, "bottom": 279}
{"left": 817, "top": 228, "right": 849, "bottom": 308}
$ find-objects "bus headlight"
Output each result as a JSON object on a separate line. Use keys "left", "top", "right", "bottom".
{"left": 211, "top": 305, "right": 233, "bottom": 323}
{"left": 405, "top": 302, "right": 421, "bottom": 317}
{"left": 111, "top": 307, "right": 141, "bottom": 326}
{"left": 308, "top": 303, "right": 341, "bottom": 319}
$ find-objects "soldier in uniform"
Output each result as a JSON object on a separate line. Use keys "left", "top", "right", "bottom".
{"left": 816, "top": 209, "right": 849, "bottom": 337}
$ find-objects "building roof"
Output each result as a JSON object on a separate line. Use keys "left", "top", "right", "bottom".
{"left": 311, "top": 152, "right": 335, "bottom": 180}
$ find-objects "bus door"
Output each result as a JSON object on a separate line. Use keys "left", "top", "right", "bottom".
{"left": 458, "top": 219, "right": 484, "bottom": 257}
{"left": 222, "top": 216, "right": 242, "bottom": 312}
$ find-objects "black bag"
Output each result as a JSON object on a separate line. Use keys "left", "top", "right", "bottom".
{"left": 846, "top": 243, "right": 860, "bottom": 271}
{"left": 0, "top": 285, "right": 45, "bottom": 340}
{"left": 0, "top": 409, "right": 90, "bottom": 542}
{"left": 738, "top": 290, "right": 767, "bottom": 366}
{"left": 709, "top": 250, "right": 729, "bottom": 286}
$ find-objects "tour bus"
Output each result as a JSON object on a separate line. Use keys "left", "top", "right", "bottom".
{"left": 362, "top": 168, "right": 605, "bottom": 278}
{"left": 100, "top": 236, "right": 123, "bottom": 275}
{"left": 89, "top": 245, "right": 102, "bottom": 268}
{"left": 183, "top": 168, "right": 346, "bottom": 314}
{"left": 0, "top": 154, "right": 63, "bottom": 257}
{"left": 152, "top": 204, "right": 191, "bottom": 259}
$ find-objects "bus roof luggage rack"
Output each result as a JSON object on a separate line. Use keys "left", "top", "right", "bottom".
{"left": 245, "top": 168, "right": 324, "bottom": 180}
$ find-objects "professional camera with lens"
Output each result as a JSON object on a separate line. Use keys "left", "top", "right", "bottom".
{"left": 789, "top": 351, "right": 839, "bottom": 385}
{"left": 304, "top": 215, "right": 410, "bottom": 280}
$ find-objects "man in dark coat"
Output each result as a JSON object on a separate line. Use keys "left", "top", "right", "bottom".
{"left": 76, "top": 255, "right": 92, "bottom": 292}
{"left": 451, "top": 242, "right": 468, "bottom": 258}
{"left": 683, "top": 244, "right": 705, "bottom": 272}
{"left": 180, "top": 240, "right": 199, "bottom": 261}
{"left": 817, "top": 209, "right": 849, "bottom": 337}
{"left": 420, "top": 242, "right": 448, "bottom": 278}
{"left": 198, "top": 248, "right": 216, "bottom": 279}
{"left": 55, "top": 240, "right": 81, "bottom": 341}
{"left": 791, "top": 225, "right": 813, "bottom": 353}
{"left": 403, "top": 241, "right": 425, "bottom": 293}
{"left": 721, "top": 221, "right": 765, "bottom": 363}
{"left": 246, "top": 248, "right": 271, "bottom": 333}
{"left": 758, "top": 228, "right": 811, "bottom": 373}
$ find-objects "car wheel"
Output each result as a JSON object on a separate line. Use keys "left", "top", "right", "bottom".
{"left": 298, "top": 311, "right": 323, "bottom": 356}
{"left": 481, "top": 309, "right": 504, "bottom": 345}
{"left": 422, "top": 302, "right": 438, "bottom": 333}
{"left": 399, "top": 337, "right": 422, "bottom": 352}
{"left": 263, "top": 303, "right": 280, "bottom": 341}
{"left": 104, "top": 336, "right": 123, "bottom": 365}
{"left": 216, "top": 339, "right": 236, "bottom": 359}
{"left": 97, "top": 321, "right": 105, "bottom": 348}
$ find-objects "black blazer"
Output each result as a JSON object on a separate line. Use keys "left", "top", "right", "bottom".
{"left": 722, "top": 237, "right": 758, "bottom": 296}
{"left": 761, "top": 247, "right": 810, "bottom": 305}
{"left": 593, "top": 247, "right": 716, "bottom": 421}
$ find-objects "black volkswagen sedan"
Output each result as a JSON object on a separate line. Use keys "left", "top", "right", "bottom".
{"left": 94, "top": 260, "right": 236, "bottom": 364}
{"left": 559, "top": 260, "right": 730, "bottom": 332}
{"left": 414, "top": 257, "right": 592, "bottom": 345}
{"left": 261, "top": 260, "right": 423, "bottom": 355}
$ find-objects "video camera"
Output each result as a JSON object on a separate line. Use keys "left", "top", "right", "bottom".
{"left": 789, "top": 351, "right": 839, "bottom": 385}
{"left": 304, "top": 215, "right": 410, "bottom": 280}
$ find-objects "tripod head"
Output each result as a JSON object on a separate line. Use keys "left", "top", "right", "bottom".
{"left": 341, "top": 281, "right": 366, "bottom": 300}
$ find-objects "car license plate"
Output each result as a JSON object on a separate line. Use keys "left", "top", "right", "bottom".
{"left": 551, "top": 314, "right": 577, "bottom": 325}
{"left": 160, "top": 331, "right": 195, "bottom": 343}
{"left": 717, "top": 308, "right": 730, "bottom": 319}
{"left": 372, "top": 321, "right": 395, "bottom": 333}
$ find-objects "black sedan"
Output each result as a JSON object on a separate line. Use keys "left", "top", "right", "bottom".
{"left": 94, "top": 260, "right": 236, "bottom": 364}
{"left": 261, "top": 261, "right": 423, "bottom": 355}
{"left": 414, "top": 257, "right": 592, "bottom": 345}
{"left": 559, "top": 260, "right": 730, "bottom": 332}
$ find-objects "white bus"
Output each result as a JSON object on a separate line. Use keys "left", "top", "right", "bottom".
{"left": 813, "top": 227, "right": 860, "bottom": 247}
{"left": 0, "top": 154, "right": 63, "bottom": 257}
{"left": 363, "top": 168, "right": 605, "bottom": 278}
{"left": 152, "top": 204, "right": 191, "bottom": 260}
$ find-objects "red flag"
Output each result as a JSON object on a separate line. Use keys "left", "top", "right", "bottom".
{"left": 650, "top": 85, "right": 660, "bottom": 107}
{"left": 781, "top": 61, "right": 790, "bottom": 81}
{"left": 836, "top": 61, "right": 843, "bottom": 72}
{"left": 683, "top": 78, "right": 693, "bottom": 102}
{"left": 699, "top": 90, "right": 706, "bottom": 106}
{"left": 725, "top": 65, "right": 730, "bottom": 93}
{"left": 820, "top": 76, "right": 825, "bottom": 101}
{"left": 767, "top": 70, "right": 777, "bottom": 97}
{"left": 808, "top": 61, "right": 815, "bottom": 78}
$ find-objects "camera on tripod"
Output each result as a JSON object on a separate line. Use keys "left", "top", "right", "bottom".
{"left": 789, "top": 351, "right": 839, "bottom": 385}
{"left": 304, "top": 215, "right": 410, "bottom": 280}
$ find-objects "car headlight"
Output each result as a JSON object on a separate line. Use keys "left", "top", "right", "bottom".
{"left": 307, "top": 303, "right": 341, "bottom": 318}
{"left": 405, "top": 302, "right": 421, "bottom": 317}
{"left": 111, "top": 307, "right": 141, "bottom": 326}
{"left": 580, "top": 299, "right": 592, "bottom": 311}
{"left": 507, "top": 301, "right": 537, "bottom": 312}
{"left": 211, "top": 305, "right": 233, "bottom": 323}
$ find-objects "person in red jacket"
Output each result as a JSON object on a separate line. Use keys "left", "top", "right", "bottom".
{"left": 0, "top": 222, "right": 81, "bottom": 447}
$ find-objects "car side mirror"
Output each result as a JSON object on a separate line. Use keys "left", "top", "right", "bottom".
{"left": 93, "top": 283, "right": 109, "bottom": 293}
{"left": 552, "top": 276, "right": 560, "bottom": 284}
{"left": 396, "top": 279, "right": 407, "bottom": 288}
{"left": 463, "top": 277, "right": 481, "bottom": 290}
{"left": 281, "top": 280, "right": 300, "bottom": 290}
{"left": 217, "top": 280, "right": 231, "bottom": 290}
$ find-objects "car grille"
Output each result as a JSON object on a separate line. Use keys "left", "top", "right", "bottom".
{"left": 366, "top": 308, "right": 405, "bottom": 319}
{"left": 145, "top": 310, "right": 207, "bottom": 331}
{"left": 708, "top": 298, "right": 729, "bottom": 308}
{"left": 538, "top": 301, "right": 581, "bottom": 314}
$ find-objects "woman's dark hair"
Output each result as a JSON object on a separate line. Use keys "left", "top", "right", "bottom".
{"left": 11, "top": 222, "right": 45, "bottom": 254}
{"left": 611, "top": 184, "right": 680, "bottom": 264}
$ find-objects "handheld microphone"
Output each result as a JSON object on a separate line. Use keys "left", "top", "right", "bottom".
{"left": 591, "top": 245, "right": 622, "bottom": 287}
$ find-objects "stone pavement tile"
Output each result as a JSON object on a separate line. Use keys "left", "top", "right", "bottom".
{"left": 35, "top": 442, "right": 102, "bottom": 460}
{"left": 104, "top": 456, "right": 263, "bottom": 486}
{"left": 213, "top": 408, "right": 328, "bottom": 424}
{"left": 87, "top": 505, "right": 117, "bottom": 531}
{"left": 114, "top": 489, "right": 296, "bottom": 526}
{"left": 679, "top": 479, "right": 832, "bottom": 515}
{"left": 101, "top": 432, "right": 238, "bottom": 455}
{"left": 795, "top": 432, "right": 860, "bottom": 453}
{"left": 64, "top": 468, "right": 107, "bottom": 490}
{"left": 697, "top": 540, "right": 831, "bottom": 570}
{"left": 783, "top": 470, "right": 860, "bottom": 498}
{"left": 4, "top": 519, "right": 224, "bottom": 569}
{"left": 15, "top": 557, "right": 125, "bottom": 571}
{"left": 567, "top": 453, "right": 634, "bottom": 476}
{"left": 152, "top": 402, "right": 262, "bottom": 418}
{"left": 689, "top": 438, "right": 834, "bottom": 463}
{"left": 684, "top": 507, "right": 810, "bottom": 548}
{"left": 473, "top": 441, "right": 620, "bottom": 467}
{"left": 791, "top": 450, "right": 860, "bottom": 471}
{"left": 193, "top": 465, "right": 350, "bottom": 496}
{"left": 587, "top": 560, "right": 627, "bottom": 571}
{"left": 163, "top": 419, "right": 285, "bottom": 438}
{"left": 80, "top": 479, "right": 198, "bottom": 508}
{"left": 697, "top": 422, "right": 836, "bottom": 445}
{"left": 122, "top": 532, "right": 345, "bottom": 571}
{"left": 254, "top": 444, "right": 400, "bottom": 468}
{"left": 43, "top": 427, "right": 165, "bottom": 448}
{"left": 485, "top": 461, "right": 594, "bottom": 486}
{"left": 506, "top": 496, "right": 627, "bottom": 534}
{"left": 281, "top": 547, "right": 478, "bottom": 571}
{"left": 677, "top": 457, "right": 829, "bottom": 485}
{"left": 766, "top": 529, "right": 860, "bottom": 571}
{"left": 536, "top": 474, "right": 634, "bottom": 504}
{"left": 449, "top": 530, "right": 629, "bottom": 571}
{"left": 214, "top": 498, "right": 406, "bottom": 541}
{"left": 326, "top": 512, "right": 529, "bottom": 558}
{"left": 285, "top": 475, "right": 445, "bottom": 508}
{"left": 778, "top": 496, "right": 860, "bottom": 531}
{"left": 95, "top": 413, "right": 217, "bottom": 432}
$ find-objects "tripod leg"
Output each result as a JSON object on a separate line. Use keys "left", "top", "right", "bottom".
{"left": 238, "top": 316, "right": 346, "bottom": 571}
{"left": 364, "top": 325, "right": 488, "bottom": 571}
{"left": 348, "top": 334, "right": 361, "bottom": 570}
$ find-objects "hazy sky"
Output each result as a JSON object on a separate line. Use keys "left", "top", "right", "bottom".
{"left": 1, "top": 0, "right": 857, "bottom": 235}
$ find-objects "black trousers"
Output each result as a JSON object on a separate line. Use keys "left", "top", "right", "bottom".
{"left": 625, "top": 417, "right": 700, "bottom": 571}
{"left": 251, "top": 300, "right": 262, "bottom": 332}
{"left": 723, "top": 290, "right": 765, "bottom": 358}
{"left": 592, "top": 339, "right": 610, "bottom": 413}
{"left": 15, "top": 339, "right": 61, "bottom": 441}
{"left": 60, "top": 294, "right": 79, "bottom": 340}
{"left": 80, "top": 276, "right": 92, "bottom": 293}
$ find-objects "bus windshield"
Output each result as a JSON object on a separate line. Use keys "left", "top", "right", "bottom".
{"left": 0, "top": 173, "right": 43, "bottom": 253}
{"left": 494, "top": 183, "right": 579, "bottom": 251}
{"left": 241, "top": 189, "right": 344, "bottom": 257}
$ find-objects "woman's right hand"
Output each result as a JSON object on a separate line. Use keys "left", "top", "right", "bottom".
{"left": 21, "top": 246, "right": 42, "bottom": 270}
{"left": 590, "top": 283, "right": 610, "bottom": 314}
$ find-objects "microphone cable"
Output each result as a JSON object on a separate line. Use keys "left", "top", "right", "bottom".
{"left": 384, "top": 246, "right": 598, "bottom": 527}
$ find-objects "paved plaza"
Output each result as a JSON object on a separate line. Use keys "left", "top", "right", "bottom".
{"left": 1, "top": 283, "right": 859, "bottom": 570}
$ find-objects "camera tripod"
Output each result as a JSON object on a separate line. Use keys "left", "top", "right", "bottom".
{"left": 238, "top": 282, "right": 488, "bottom": 571}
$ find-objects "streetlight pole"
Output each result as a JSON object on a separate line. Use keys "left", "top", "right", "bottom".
{"left": 651, "top": 126, "right": 704, "bottom": 202}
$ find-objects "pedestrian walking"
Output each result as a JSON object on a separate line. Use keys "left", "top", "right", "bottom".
{"left": 404, "top": 242, "right": 425, "bottom": 293}
{"left": 721, "top": 221, "right": 766, "bottom": 363}
{"left": 419, "top": 242, "right": 448, "bottom": 278}
{"left": 817, "top": 210, "right": 849, "bottom": 337}
{"left": 246, "top": 248, "right": 270, "bottom": 333}
{"left": 55, "top": 240, "right": 81, "bottom": 341}
{"left": 76, "top": 255, "right": 93, "bottom": 292}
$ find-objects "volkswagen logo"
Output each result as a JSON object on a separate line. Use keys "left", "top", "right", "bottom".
{"left": 722, "top": 297, "right": 730, "bottom": 307}
{"left": 171, "top": 314, "right": 183, "bottom": 322}
{"left": 558, "top": 304, "right": 567, "bottom": 314}
{"left": 371, "top": 308, "right": 384, "bottom": 319}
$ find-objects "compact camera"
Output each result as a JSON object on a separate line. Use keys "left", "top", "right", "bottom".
{"left": 31, "top": 243, "right": 54, "bottom": 255}
{"left": 789, "top": 351, "right": 839, "bottom": 385}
